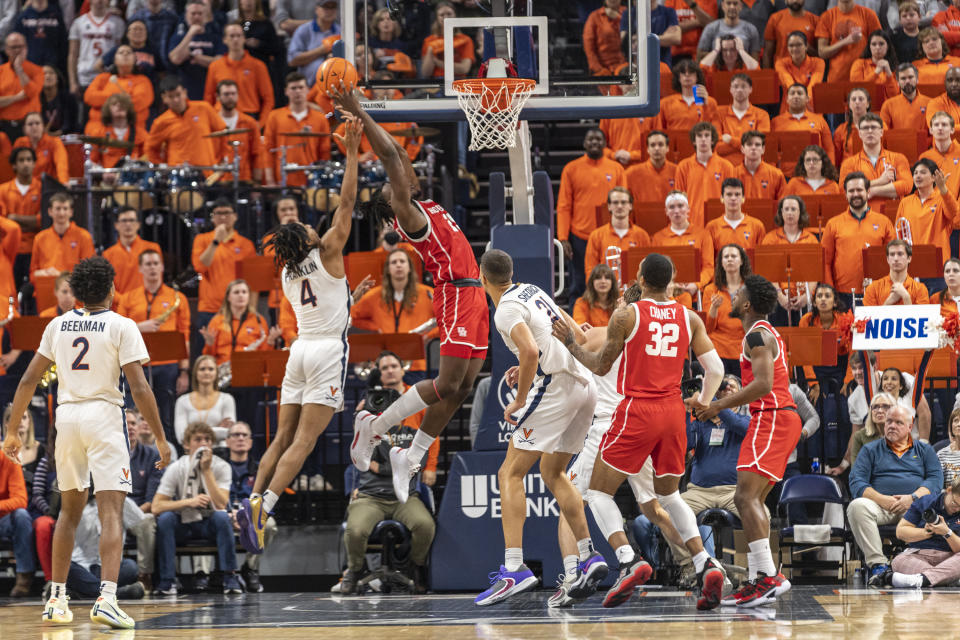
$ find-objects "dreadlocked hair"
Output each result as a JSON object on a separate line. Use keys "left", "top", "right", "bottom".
{"left": 70, "top": 256, "right": 115, "bottom": 306}
{"left": 266, "top": 223, "right": 311, "bottom": 270}
{"left": 358, "top": 188, "right": 395, "bottom": 227}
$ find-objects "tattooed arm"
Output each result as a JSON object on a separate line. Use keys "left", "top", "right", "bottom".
{"left": 550, "top": 305, "right": 634, "bottom": 375}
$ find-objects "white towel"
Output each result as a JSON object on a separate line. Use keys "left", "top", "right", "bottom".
{"left": 794, "top": 524, "right": 831, "bottom": 544}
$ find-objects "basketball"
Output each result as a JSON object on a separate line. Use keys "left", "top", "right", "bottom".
{"left": 319, "top": 57, "right": 359, "bottom": 96}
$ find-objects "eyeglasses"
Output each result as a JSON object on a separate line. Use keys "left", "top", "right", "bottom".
{"left": 228, "top": 432, "right": 250, "bottom": 439}
{"left": 859, "top": 126, "right": 882, "bottom": 133}
{"left": 872, "top": 404, "right": 892, "bottom": 411}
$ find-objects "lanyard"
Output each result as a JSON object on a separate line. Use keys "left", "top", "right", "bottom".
{"left": 230, "top": 311, "right": 249, "bottom": 354}
{"left": 145, "top": 286, "right": 162, "bottom": 318}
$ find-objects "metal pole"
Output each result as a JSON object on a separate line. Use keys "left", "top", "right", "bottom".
{"left": 83, "top": 143, "right": 97, "bottom": 248}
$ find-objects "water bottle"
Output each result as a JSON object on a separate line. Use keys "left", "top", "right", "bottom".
{"left": 694, "top": 84, "right": 705, "bottom": 106}
{"left": 811, "top": 457, "right": 821, "bottom": 474}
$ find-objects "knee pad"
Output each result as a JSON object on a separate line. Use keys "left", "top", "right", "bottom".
{"left": 585, "top": 489, "right": 624, "bottom": 541}
{"left": 656, "top": 491, "right": 700, "bottom": 544}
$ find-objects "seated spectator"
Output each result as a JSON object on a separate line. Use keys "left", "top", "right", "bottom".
{"left": 420, "top": 1, "right": 474, "bottom": 79}
{"left": 832, "top": 87, "right": 871, "bottom": 165}
{"left": 350, "top": 249, "right": 437, "bottom": 374}
{"left": 880, "top": 365, "right": 932, "bottom": 441}
{"left": 716, "top": 74, "right": 771, "bottom": 165}
{"left": 773, "top": 32, "right": 825, "bottom": 114}
{"left": 137, "top": 411, "right": 179, "bottom": 463}
{"left": 703, "top": 244, "right": 750, "bottom": 374}
{"left": 0, "top": 438, "right": 32, "bottom": 596}
{"left": 882, "top": 63, "right": 931, "bottom": 133}
{"left": 175, "top": 355, "right": 237, "bottom": 446}
{"left": 66, "top": 495, "right": 145, "bottom": 600}
{"left": 864, "top": 239, "right": 931, "bottom": 306}
{"left": 891, "top": 2, "right": 921, "bottom": 63}
{"left": 799, "top": 283, "right": 853, "bottom": 399}
{"left": 784, "top": 144, "right": 840, "bottom": 196}
{"left": 915, "top": 27, "right": 960, "bottom": 85}
{"left": 102, "top": 207, "right": 163, "bottom": 296}
{"left": 2, "top": 404, "right": 42, "bottom": 486}
{"left": 923, "top": 110, "right": 960, "bottom": 196}
{"left": 816, "top": 0, "right": 882, "bottom": 83}
{"left": 890, "top": 475, "right": 960, "bottom": 588}
{"left": 14, "top": 111, "right": 67, "bottom": 184}
{"left": 39, "top": 271, "right": 75, "bottom": 318}
{"left": 928, "top": 68, "right": 960, "bottom": 136}
{"left": 166, "top": 0, "right": 225, "bottom": 100}
{"left": 763, "top": 2, "right": 819, "bottom": 68}
{"left": 851, "top": 392, "right": 896, "bottom": 468}
{"left": 99, "top": 19, "right": 163, "bottom": 77}
{"left": 583, "top": 0, "right": 625, "bottom": 86}
{"left": 0, "top": 146, "right": 40, "bottom": 284}
{"left": 0, "top": 33, "right": 45, "bottom": 142}
{"left": 848, "top": 405, "right": 942, "bottom": 586}
{"left": 699, "top": 34, "right": 759, "bottom": 73}
{"left": 762, "top": 196, "right": 818, "bottom": 325}
{"left": 735, "top": 131, "right": 785, "bottom": 200}
{"left": 29, "top": 192, "right": 95, "bottom": 284}
{"left": 697, "top": 0, "right": 761, "bottom": 61}
{"left": 939, "top": 408, "right": 960, "bottom": 486}
{"left": 625, "top": 130, "right": 678, "bottom": 205}
{"left": 368, "top": 8, "right": 407, "bottom": 63}
{"left": 40, "top": 66, "right": 79, "bottom": 136}
{"left": 30, "top": 451, "right": 56, "bottom": 586}
{"left": 85, "top": 94, "right": 148, "bottom": 170}
{"left": 84, "top": 44, "right": 154, "bottom": 128}
{"left": 895, "top": 160, "right": 959, "bottom": 276}
{"left": 147, "top": 76, "right": 229, "bottom": 171}
{"left": 650, "top": 190, "right": 715, "bottom": 291}
{"left": 850, "top": 30, "right": 900, "bottom": 101}
{"left": 584, "top": 186, "right": 650, "bottom": 277}
{"left": 840, "top": 114, "right": 913, "bottom": 213}
{"left": 932, "top": 258, "right": 960, "bottom": 315}
{"left": 675, "top": 122, "right": 736, "bottom": 229}
{"left": 123, "top": 408, "right": 163, "bottom": 592}
{"left": 704, "top": 177, "right": 765, "bottom": 249}
{"left": 153, "top": 421, "right": 242, "bottom": 596}
{"left": 221, "top": 420, "right": 274, "bottom": 592}
{"left": 574, "top": 265, "right": 619, "bottom": 328}
{"left": 657, "top": 59, "right": 720, "bottom": 133}
{"left": 340, "top": 351, "right": 436, "bottom": 594}
{"left": 770, "top": 83, "right": 835, "bottom": 172}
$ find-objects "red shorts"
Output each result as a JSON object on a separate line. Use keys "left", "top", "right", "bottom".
{"left": 434, "top": 282, "right": 489, "bottom": 359}
{"left": 737, "top": 408, "right": 803, "bottom": 482}
{"left": 599, "top": 395, "right": 686, "bottom": 476}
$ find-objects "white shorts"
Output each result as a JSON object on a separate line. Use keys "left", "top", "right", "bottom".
{"left": 569, "top": 415, "right": 656, "bottom": 504}
{"left": 280, "top": 336, "right": 348, "bottom": 409}
{"left": 511, "top": 372, "right": 596, "bottom": 455}
{"left": 55, "top": 400, "right": 129, "bottom": 493}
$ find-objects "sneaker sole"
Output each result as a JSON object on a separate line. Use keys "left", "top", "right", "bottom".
{"left": 90, "top": 606, "right": 135, "bottom": 629}
{"left": 475, "top": 576, "right": 539, "bottom": 606}
{"left": 547, "top": 593, "right": 575, "bottom": 608}
{"left": 737, "top": 579, "right": 790, "bottom": 609}
{"left": 42, "top": 609, "right": 72, "bottom": 624}
{"left": 696, "top": 569, "right": 725, "bottom": 610}
{"left": 602, "top": 562, "right": 651, "bottom": 608}
{"left": 389, "top": 448, "right": 410, "bottom": 503}
{"left": 236, "top": 500, "right": 261, "bottom": 555}
{"left": 568, "top": 561, "right": 609, "bottom": 600}
{"left": 350, "top": 414, "right": 376, "bottom": 470}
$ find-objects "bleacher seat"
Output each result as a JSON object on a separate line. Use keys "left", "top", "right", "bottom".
{"left": 696, "top": 508, "right": 741, "bottom": 565}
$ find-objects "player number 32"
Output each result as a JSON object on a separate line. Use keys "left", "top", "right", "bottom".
{"left": 645, "top": 322, "right": 679, "bottom": 358}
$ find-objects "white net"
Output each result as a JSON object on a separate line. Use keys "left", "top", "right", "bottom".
{"left": 452, "top": 78, "right": 536, "bottom": 151}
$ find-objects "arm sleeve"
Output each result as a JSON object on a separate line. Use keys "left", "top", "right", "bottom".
{"left": 792, "top": 384, "right": 821, "bottom": 436}
{"left": 30, "top": 456, "right": 49, "bottom": 514}
{"left": 696, "top": 347, "right": 724, "bottom": 404}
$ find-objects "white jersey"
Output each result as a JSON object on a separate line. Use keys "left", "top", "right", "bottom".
{"left": 37, "top": 309, "right": 149, "bottom": 407}
{"left": 281, "top": 247, "right": 350, "bottom": 339}
{"left": 494, "top": 283, "right": 591, "bottom": 383}
{"left": 594, "top": 353, "right": 623, "bottom": 421}
{"left": 68, "top": 13, "right": 125, "bottom": 86}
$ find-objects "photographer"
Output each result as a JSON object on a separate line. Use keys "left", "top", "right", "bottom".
{"left": 338, "top": 351, "right": 437, "bottom": 595}
{"left": 890, "top": 476, "right": 960, "bottom": 588}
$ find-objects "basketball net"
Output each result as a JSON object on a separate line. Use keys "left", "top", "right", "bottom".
{"left": 452, "top": 58, "right": 535, "bottom": 151}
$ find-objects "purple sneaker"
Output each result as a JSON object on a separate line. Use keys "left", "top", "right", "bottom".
{"left": 567, "top": 551, "right": 609, "bottom": 600}
{"left": 236, "top": 498, "right": 261, "bottom": 555}
{"left": 474, "top": 564, "right": 538, "bottom": 606}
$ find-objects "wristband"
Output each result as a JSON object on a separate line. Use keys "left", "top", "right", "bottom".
{"left": 945, "top": 531, "right": 953, "bottom": 539}
{"left": 212, "top": 239, "right": 220, "bottom": 246}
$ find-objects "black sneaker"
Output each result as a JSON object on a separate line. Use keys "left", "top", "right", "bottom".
{"left": 696, "top": 557, "right": 726, "bottom": 610}
{"left": 242, "top": 567, "right": 264, "bottom": 593}
{"left": 340, "top": 569, "right": 361, "bottom": 595}
{"left": 116, "top": 581, "right": 146, "bottom": 600}
{"left": 193, "top": 571, "right": 210, "bottom": 593}
{"left": 602, "top": 557, "right": 652, "bottom": 608}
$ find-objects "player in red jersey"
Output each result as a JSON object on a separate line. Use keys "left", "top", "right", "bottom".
{"left": 694, "top": 274, "right": 802, "bottom": 608}
{"left": 552, "top": 253, "right": 728, "bottom": 610}
{"left": 332, "top": 86, "right": 489, "bottom": 503}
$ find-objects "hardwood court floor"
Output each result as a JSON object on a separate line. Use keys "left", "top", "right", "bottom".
{"left": 3, "top": 586, "right": 959, "bottom": 640}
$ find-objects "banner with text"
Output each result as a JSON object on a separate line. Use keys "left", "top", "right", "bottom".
{"left": 852, "top": 304, "right": 941, "bottom": 351}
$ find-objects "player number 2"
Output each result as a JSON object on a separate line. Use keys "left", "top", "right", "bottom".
{"left": 645, "top": 322, "right": 679, "bottom": 358}
{"left": 300, "top": 280, "right": 317, "bottom": 307}
{"left": 71, "top": 337, "right": 90, "bottom": 370}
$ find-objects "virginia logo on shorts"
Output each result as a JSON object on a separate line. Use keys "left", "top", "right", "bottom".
{"left": 119, "top": 468, "right": 132, "bottom": 488}
{"left": 516, "top": 428, "right": 535, "bottom": 445}
{"left": 329, "top": 386, "right": 339, "bottom": 396}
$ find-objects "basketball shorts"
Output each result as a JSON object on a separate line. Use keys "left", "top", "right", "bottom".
{"left": 280, "top": 336, "right": 348, "bottom": 409}
{"left": 738, "top": 407, "right": 803, "bottom": 482}
{"left": 600, "top": 395, "right": 686, "bottom": 477}
{"left": 55, "top": 400, "right": 129, "bottom": 493}
{"left": 569, "top": 414, "right": 655, "bottom": 503}
{"left": 434, "top": 283, "right": 489, "bottom": 359}
{"left": 511, "top": 372, "right": 596, "bottom": 455}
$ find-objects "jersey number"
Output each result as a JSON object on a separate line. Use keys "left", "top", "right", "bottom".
{"left": 645, "top": 322, "right": 679, "bottom": 358}
{"left": 300, "top": 280, "right": 317, "bottom": 307}
{"left": 442, "top": 211, "right": 461, "bottom": 233}
{"left": 534, "top": 296, "right": 560, "bottom": 323}
{"left": 71, "top": 337, "right": 90, "bottom": 370}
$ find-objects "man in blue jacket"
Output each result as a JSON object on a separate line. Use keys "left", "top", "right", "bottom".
{"left": 848, "top": 405, "right": 944, "bottom": 587}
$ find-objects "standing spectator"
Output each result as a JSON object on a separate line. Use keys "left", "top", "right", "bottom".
{"left": 556, "top": 128, "right": 626, "bottom": 302}
{"left": 0, "top": 33, "right": 45, "bottom": 142}
{"left": 99, "top": 19, "right": 164, "bottom": 77}
{"left": 101, "top": 207, "right": 162, "bottom": 295}
{"left": 881, "top": 63, "right": 931, "bottom": 133}
{"left": 287, "top": 0, "right": 341, "bottom": 87}
{"left": 228, "top": 0, "right": 284, "bottom": 96}
{"left": 764, "top": 0, "right": 820, "bottom": 66}
{"left": 704, "top": 177, "right": 766, "bottom": 248}
{"left": 716, "top": 73, "right": 770, "bottom": 165}
{"left": 420, "top": 2, "right": 475, "bottom": 79}
{"left": 849, "top": 30, "right": 900, "bottom": 101}
{"left": 833, "top": 86, "right": 871, "bottom": 165}
{"left": 167, "top": 0, "right": 226, "bottom": 100}
{"left": 895, "top": 158, "right": 959, "bottom": 265}
{"left": 770, "top": 84, "right": 834, "bottom": 173}
{"left": 937, "top": 408, "right": 960, "bottom": 486}
{"left": 0, "top": 146, "right": 41, "bottom": 284}
{"left": 146, "top": 76, "right": 227, "bottom": 168}
{"left": 625, "top": 130, "right": 677, "bottom": 206}
{"left": 784, "top": 145, "right": 840, "bottom": 195}
{"left": 41, "top": 66, "right": 79, "bottom": 136}
{"left": 735, "top": 131, "right": 785, "bottom": 200}
{"left": 13, "top": 112, "right": 68, "bottom": 184}
{"left": 174, "top": 355, "right": 237, "bottom": 446}
{"left": 799, "top": 283, "right": 854, "bottom": 397}
{"left": 276, "top": 0, "right": 329, "bottom": 37}
{"left": 263, "top": 72, "right": 331, "bottom": 186}
{"left": 657, "top": 59, "right": 720, "bottom": 132}
{"left": 675, "top": 122, "right": 736, "bottom": 229}
{"left": 573, "top": 264, "right": 619, "bottom": 327}
{"left": 203, "top": 23, "right": 273, "bottom": 123}
{"left": 29, "top": 192, "right": 95, "bottom": 284}
{"left": 915, "top": 27, "right": 960, "bottom": 85}
{"left": 839, "top": 113, "right": 912, "bottom": 212}
{"left": 891, "top": 1, "right": 922, "bottom": 63}
{"left": 664, "top": 0, "right": 717, "bottom": 60}
{"left": 863, "top": 239, "right": 931, "bottom": 305}
{"left": 128, "top": 0, "right": 180, "bottom": 59}
{"left": 816, "top": 0, "right": 882, "bottom": 83}
{"left": 773, "top": 32, "right": 825, "bottom": 114}
{"left": 214, "top": 80, "right": 266, "bottom": 184}
{"left": 68, "top": 0, "right": 125, "bottom": 98}
{"left": 650, "top": 191, "right": 716, "bottom": 291}
{"left": 922, "top": 110, "right": 960, "bottom": 197}
{"left": 621, "top": 0, "right": 681, "bottom": 67}
{"left": 584, "top": 187, "right": 650, "bottom": 277}
{"left": 703, "top": 243, "right": 750, "bottom": 374}
{"left": 84, "top": 44, "right": 154, "bottom": 127}
{"left": 584, "top": 0, "right": 626, "bottom": 83}
{"left": 12, "top": 0, "right": 68, "bottom": 71}
{"left": 889, "top": 475, "right": 960, "bottom": 588}
{"left": 0, "top": 441, "right": 32, "bottom": 596}
{"left": 697, "top": 0, "right": 762, "bottom": 59}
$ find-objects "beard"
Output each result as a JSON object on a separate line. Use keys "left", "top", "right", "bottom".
{"left": 729, "top": 303, "right": 743, "bottom": 319}
{"left": 849, "top": 195, "right": 866, "bottom": 209}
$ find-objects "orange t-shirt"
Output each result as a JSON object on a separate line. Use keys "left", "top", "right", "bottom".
{"left": 915, "top": 57, "right": 960, "bottom": 86}
{"left": 572, "top": 298, "right": 614, "bottom": 327}
{"left": 656, "top": 94, "right": 721, "bottom": 132}
{"left": 815, "top": 5, "right": 882, "bottom": 82}
{"left": 583, "top": 6, "right": 625, "bottom": 73}
{"left": 881, "top": 93, "right": 931, "bottom": 133}
{"left": 764, "top": 9, "right": 820, "bottom": 60}
{"left": 349, "top": 283, "right": 438, "bottom": 372}
{"left": 703, "top": 283, "right": 745, "bottom": 359}
{"left": 146, "top": 102, "right": 228, "bottom": 167}
{"left": 102, "top": 236, "right": 163, "bottom": 295}
{"left": 736, "top": 161, "right": 786, "bottom": 201}
{"left": 770, "top": 110, "right": 835, "bottom": 169}
{"left": 821, "top": 209, "right": 896, "bottom": 292}
{"left": 625, "top": 160, "right": 678, "bottom": 207}
{"left": 650, "top": 224, "right": 716, "bottom": 288}
{"left": 705, "top": 214, "right": 766, "bottom": 250}
{"left": 839, "top": 148, "right": 912, "bottom": 212}
{"left": 262, "top": 106, "right": 332, "bottom": 187}
{"left": 556, "top": 154, "right": 627, "bottom": 241}
{"left": 920, "top": 140, "right": 960, "bottom": 199}
{"left": 421, "top": 33, "right": 476, "bottom": 78}
{"left": 600, "top": 117, "right": 654, "bottom": 165}
{"left": 894, "top": 190, "right": 960, "bottom": 263}
{"left": 674, "top": 154, "right": 737, "bottom": 230}
{"left": 0, "top": 177, "right": 41, "bottom": 253}
{"left": 664, "top": 0, "right": 718, "bottom": 57}
{"left": 849, "top": 59, "right": 899, "bottom": 102}
{"left": 202, "top": 311, "right": 273, "bottom": 365}
{"left": 774, "top": 56, "right": 825, "bottom": 113}
{"left": 191, "top": 230, "right": 257, "bottom": 313}
{"left": 584, "top": 223, "right": 651, "bottom": 278}
{"left": 716, "top": 105, "right": 771, "bottom": 165}
{"left": 832, "top": 122, "right": 862, "bottom": 166}
{"left": 863, "top": 275, "right": 930, "bottom": 306}
{"left": 116, "top": 284, "right": 191, "bottom": 365}
{"left": 84, "top": 72, "right": 154, "bottom": 127}
{"left": 783, "top": 176, "right": 841, "bottom": 196}
{"left": 204, "top": 53, "right": 274, "bottom": 122}
{"left": 83, "top": 121, "right": 147, "bottom": 168}
{"left": 29, "top": 222, "right": 95, "bottom": 283}
{"left": 931, "top": 290, "right": 960, "bottom": 317}
{"left": 0, "top": 216, "right": 20, "bottom": 303}
{"left": 216, "top": 111, "right": 268, "bottom": 183}
{"left": 0, "top": 60, "right": 43, "bottom": 121}
{"left": 13, "top": 135, "right": 68, "bottom": 184}
{"left": 926, "top": 93, "right": 960, "bottom": 134}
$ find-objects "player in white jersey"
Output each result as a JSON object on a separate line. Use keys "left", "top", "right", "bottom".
{"left": 67, "top": 0, "right": 125, "bottom": 92}
{"left": 2, "top": 257, "right": 170, "bottom": 629}
{"left": 237, "top": 116, "right": 361, "bottom": 554}
{"left": 473, "top": 249, "right": 608, "bottom": 607}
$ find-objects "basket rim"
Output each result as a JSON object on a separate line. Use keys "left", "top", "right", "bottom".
{"left": 451, "top": 77, "right": 537, "bottom": 95}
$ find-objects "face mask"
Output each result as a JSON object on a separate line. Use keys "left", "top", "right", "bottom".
{"left": 384, "top": 231, "right": 401, "bottom": 245}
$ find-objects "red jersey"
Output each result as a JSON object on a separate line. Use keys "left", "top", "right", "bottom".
{"left": 395, "top": 199, "right": 480, "bottom": 285}
{"left": 739, "top": 320, "right": 796, "bottom": 414}
{"left": 617, "top": 299, "right": 690, "bottom": 399}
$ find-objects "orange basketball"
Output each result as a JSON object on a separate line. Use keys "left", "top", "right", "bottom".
{"left": 319, "top": 57, "right": 359, "bottom": 96}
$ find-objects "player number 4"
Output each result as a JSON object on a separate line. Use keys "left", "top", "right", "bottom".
{"left": 300, "top": 280, "right": 318, "bottom": 307}
{"left": 645, "top": 322, "right": 679, "bottom": 358}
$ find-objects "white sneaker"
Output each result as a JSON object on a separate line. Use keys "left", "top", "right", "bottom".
{"left": 547, "top": 573, "right": 577, "bottom": 608}
{"left": 389, "top": 447, "right": 420, "bottom": 503}
{"left": 351, "top": 410, "right": 380, "bottom": 471}
{"left": 42, "top": 596, "right": 72, "bottom": 624}
{"left": 90, "top": 595, "right": 135, "bottom": 629}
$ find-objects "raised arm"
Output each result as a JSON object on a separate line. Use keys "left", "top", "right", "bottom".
{"left": 321, "top": 115, "right": 362, "bottom": 254}
{"left": 551, "top": 304, "right": 634, "bottom": 376}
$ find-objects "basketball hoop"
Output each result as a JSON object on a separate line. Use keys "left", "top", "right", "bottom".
{"left": 452, "top": 77, "right": 536, "bottom": 150}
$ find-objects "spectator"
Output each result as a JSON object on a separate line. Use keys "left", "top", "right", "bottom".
{"left": 664, "top": 0, "right": 717, "bottom": 60}
{"left": 84, "top": 44, "right": 155, "bottom": 128}
{"left": 895, "top": 158, "right": 959, "bottom": 270}
{"left": 881, "top": 63, "right": 931, "bottom": 133}
{"left": 839, "top": 113, "right": 912, "bottom": 212}
{"left": 735, "top": 131, "right": 785, "bottom": 200}
{"left": 174, "top": 355, "right": 237, "bottom": 446}
{"left": 29, "top": 192, "right": 95, "bottom": 284}
{"left": 774, "top": 32, "right": 825, "bottom": 115}
{"left": 785, "top": 144, "right": 840, "bottom": 195}
{"left": 704, "top": 177, "right": 766, "bottom": 249}
{"left": 66, "top": 494, "right": 146, "bottom": 600}
{"left": 368, "top": 7, "right": 405, "bottom": 54}
{"left": 716, "top": 74, "right": 769, "bottom": 166}
{"left": 932, "top": 257, "right": 960, "bottom": 315}
{"left": 0, "top": 146, "right": 41, "bottom": 281}
{"left": 0, "top": 33, "right": 44, "bottom": 142}
{"left": 137, "top": 411, "right": 178, "bottom": 463}
{"left": 288, "top": 0, "right": 341, "bottom": 86}
{"left": 1, "top": 405, "right": 41, "bottom": 487}
{"left": 30, "top": 452, "right": 57, "bottom": 587}
{"left": 833, "top": 86, "right": 871, "bottom": 165}
{"left": 880, "top": 366, "right": 932, "bottom": 442}
{"left": 584, "top": 0, "right": 626, "bottom": 81}
{"left": 703, "top": 243, "right": 750, "bottom": 374}
{"left": 0, "top": 437, "right": 32, "bottom": 596}
{"left": 102, "top": 207, "right": 162, "bottom": 296}
{"left": 41, "top": 66, "right": 79, "bottom": 137}
{"left": 99, "top": 19, "right": 163, "bottom": 78}
{"left": 420, "top": 1, "right": 475, "bottom": 79}
{"left": 13, "top": 111, "right": 67, "bottom": 185}
{"left": 221, "top": 421, "right": 274, "bottom": 592}
{"left": 624, "top": 130, "right": 678, "bottom": 205}
{"left": 620, "top": 0, "right": 681, "bottom": 67}
{"left": 213, "top": 79, "right": 266, "bottom": 184}
{"left": 850, "top": 30, "right": 900, "bottom": 101}
{"left": 817, "top": 0, "right": 882, "bottom": 83}
{"left": 146, "top": 75, "right": 228, "bottom": 168}
{"left": 799, "top": 282, "right": 853, "bottom": 399}
{"left": 201, "top": 278, "right": 276, "bottom": 367}
{"left": 927, "top": 67, "right": 960, "bottom": 134}
{"left": 68, "top": 0, "right": 125, "bottom": 98}
{"left": 923, "top": 110, "right": 960, "bottom": 197}
{"left": 763, "top": 0, "right": 820, "bottom": 67}
{"left": 12, "top": 0, "right": 68, "bottom": 71}
{"left": 892, "top": 1, "right": 922, "bottom": 63}
{"left": 701, "top": 34, "right": 760, "bottom": 73}
{"left": 934, "top": 0, "right": 960, "bottom": 56}
{"left": 600, "top": 115, "right": 653, "bottom": 168}
{"left": 938, "top": 408, "right": 960, "bottom": 486}
{"left": 889, "top": 475, "right": 960, "bottom": 588}
{"left": 153, "top": 421, "right": 243, "bottom": 596}
{"left": 128, "top": 0, "right": 180, "bottom": 60}
{"left": 850, "top": 392, "right": 896, "bottom": 467}
{"left": 584, "top": 186, "right": 650, "bottom": 277}
{"left": 698, "top": 0, "right": 761, "bottom": 59}
{"left": 916, "top": 27, "right": 960, "bottom": 85}
{"left": 863, "top": 239, "right": 931, "bottom": 305}
{"left": 762, "top": 196, "right": 818, "bottom": 324}
{"left": 85, "top": 94, "right": 147, "bottom": 170}
{"left": 38, "top": 270, "right": 74, "bottom": 317}
{"left": 848, "top": 405, "right": 943, "bottom": 586}
{"left": 204, "top": 23, "right": 273, "bottom": 123}
{"left": 573, "top": 264, "right": 619, "bottom": 328}
{"left": 556, "top": 127, "right": 626, "bottom": 302}
{"left": 122, "top": 408, "right": 163, "bottom": 592}
{"left": 167, "top": 0, "right": 226, "bottom": 100}
{"left": 228, "top": 0, "right": 284, "bottom": 85}
{"left": 650, "top": 190, "right": 715, "bottom": 291}
{"left": 350, "top": 249, "right": 438, "bottom": 375}
{"left": 263, "top": 72, "right": 331, "bottom": 186}
{"left": 770, "top": 83, "right": 835, "bottom": 173}
{"left": 276, "top": 0, "right": 331, "bottom": 37}
{"left": 675, "top": 122, "right": 736, "bottom": 229}
{"left": 657, "top": 59, "right": 720, "bottom": 133}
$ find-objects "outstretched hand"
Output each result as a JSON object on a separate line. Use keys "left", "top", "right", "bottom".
{"left": 333, "top": 113, "right": 364, "bottom": 155}
{"left": 330, "top": 81, "right": 363, "bottom": 117}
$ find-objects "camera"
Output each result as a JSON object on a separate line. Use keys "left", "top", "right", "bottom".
{"left": 364, "top": 367, "right": 402, "bottom": 415}
{"left": 923, "top": 508, "right": 940, "bottom": 525}
{"left": 681, "top": 377, "right": 729, "bottom": 401}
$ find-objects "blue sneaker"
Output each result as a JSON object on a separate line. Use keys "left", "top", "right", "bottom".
{"left": 236, "top": 498, "right": 261, "bottom": 554}
{"left": 474, "top": 564, "right": 539, "bottom": 606}
{"left": 567, "top": 551, "right": 609, "bottom": 600}
{"left": 868, "top": 564, "right": 891, "bottom": 588}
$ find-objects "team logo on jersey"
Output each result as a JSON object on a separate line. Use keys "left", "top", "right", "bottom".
{"left": 761, "top": 180, "right": 768, "bottom": 189}
{"left": 70, "top": 242, "right": 77, "bottom": 248}
{"left": 119, "top": 468, "right": 131, "bottom": 488}
{"left": 605, "top": 174, "right": 612, "bottom": 182}
{"left": 873, "top": 224, "right": 879, "bottom": 230}
{"left": 193, "top": 115, "right": 199, "bottom": 122}
{"left": 714, "top": 173, "right": 721, "bottom": 181}
{"left": 668, "top": 179, "right": 675, "bottom": 187}
{"left": 516, "top": 428, "right": 535, "bottom": 445}
{"left": 456, "top": 327, "right": 467, "bottom": 337}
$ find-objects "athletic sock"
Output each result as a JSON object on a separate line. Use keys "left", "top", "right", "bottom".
{"left": 372, "top": 386, "right": 430, "bottom": 435}
{"left": 51, "top": 582, "right": 66, "bottom": 600}
{"left": 99, "top": 581, "right": 117, "bottom": 599}
{"left": 262, "top": 490, "right": 279, "bottom": 513}
{"left": 891, "top": 572, "right": 925, "bottom": 588}
{"left": 615, "top": 545, "right": 635, "bottom": 565}
{"left": 747, "top": 538, "right": 776, "bottom": 579}
{"left": 576, "top": 538, "right": 594, "bottom": 561}
{"left": 406, "top": 430, "right": 436, "bottom": 468}
{"left": 563, "top": 555, "right": 579, "bottom": 578}
{"left": 504, "top": 548, "right": 524, "bottom": 572}
{"left": 692, "top": 550, "right": 709, "bottom": 574}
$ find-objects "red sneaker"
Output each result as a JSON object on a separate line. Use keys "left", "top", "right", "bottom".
{"left": 720, "top": 578, "right": 757, "bottom": 607}
{"left": 696, "top": 558, "right": 726, "bottom": 610}
{"left": 736, "top": 572, "right": 791, "bottom": 608}
{"left": 602, "top": 557, "right": 652, "bottom": 608}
